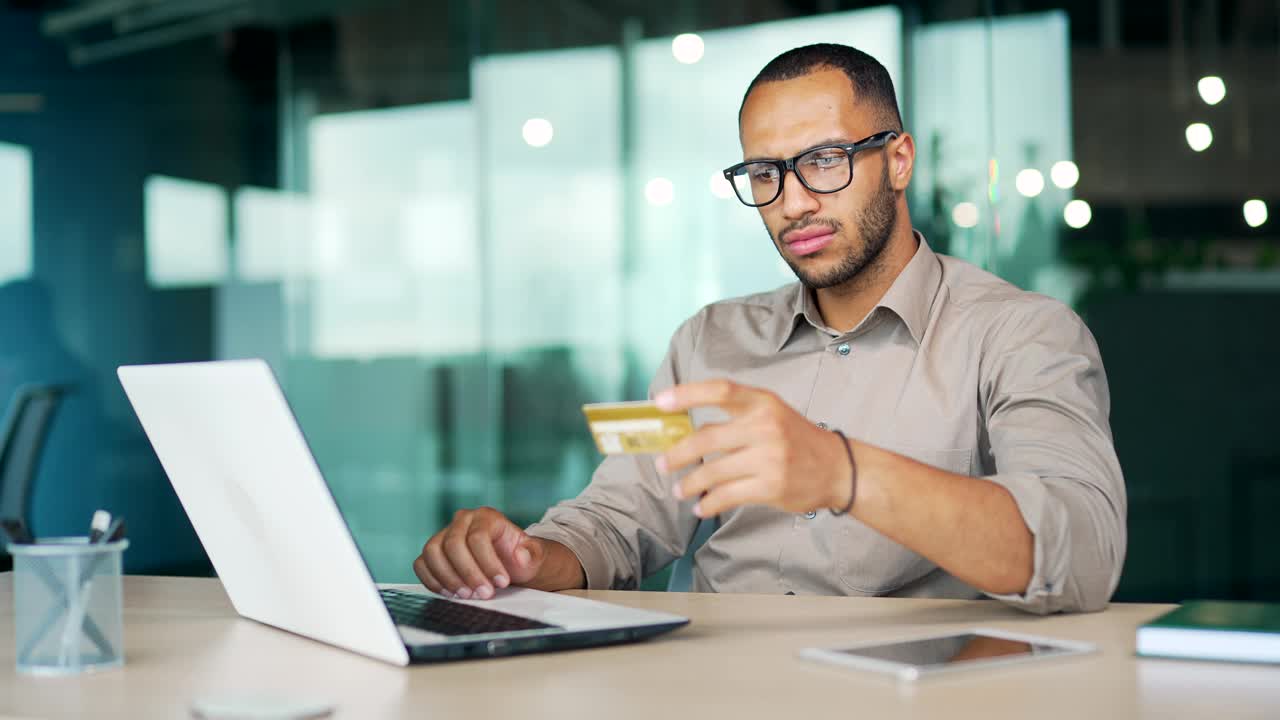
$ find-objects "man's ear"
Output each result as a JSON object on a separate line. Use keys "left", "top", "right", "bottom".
{"left": 889, "top": 132, "right": 916, "bottom": 192}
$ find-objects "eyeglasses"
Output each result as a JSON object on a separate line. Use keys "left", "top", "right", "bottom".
{"left": 722, "top": 130, "right": 898, "bottom": 208}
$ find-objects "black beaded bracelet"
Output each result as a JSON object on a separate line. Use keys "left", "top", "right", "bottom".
{"left": 829, "top": 428, "right": 857, "bottom": 516}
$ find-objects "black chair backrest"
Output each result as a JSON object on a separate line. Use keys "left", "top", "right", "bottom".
{"left": 0, "top": 385, "right": 67, "bottom": 556}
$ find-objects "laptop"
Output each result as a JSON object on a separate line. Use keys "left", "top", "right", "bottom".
{"left": 117, "top": 359, "right": 688, "bottom": 666}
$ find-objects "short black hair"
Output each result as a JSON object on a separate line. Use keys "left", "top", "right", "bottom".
{"left": 739, "top": 43, "right": 903, "bottom": 133}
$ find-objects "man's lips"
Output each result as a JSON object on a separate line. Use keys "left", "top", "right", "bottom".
{"left": 783, "top": 226, "right": 836, "bottom": 256}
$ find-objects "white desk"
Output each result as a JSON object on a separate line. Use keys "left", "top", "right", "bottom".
{"left": 1, "top": 575, "right": 1278, "bottom": 719}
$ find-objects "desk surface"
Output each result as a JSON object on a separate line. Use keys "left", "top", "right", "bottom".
{"left": 1, "top": 575, "right": 1278, "bottom": 719}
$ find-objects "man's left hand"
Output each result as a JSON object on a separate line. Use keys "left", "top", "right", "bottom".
{"left": 654, "top": 380, "right": 853, "bottom": 518}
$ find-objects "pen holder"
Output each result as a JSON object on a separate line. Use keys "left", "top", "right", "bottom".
{"left": 9, "top": 537, "right": 129, "bottom": 675}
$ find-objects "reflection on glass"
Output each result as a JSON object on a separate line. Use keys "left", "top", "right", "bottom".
{"left": 474, "top": 46, "right": 627, "bottom": 528}
{"left": 949, "top": 635, "right": 1036, "bottom": 662}
{"left": 233, "top": 187, "right": 312, "bottom": 282}
{"left": 306, "top": 100, "right": 479, "bottom": 357}
{"left": 0, "top": 142, "right": 32, "bottom": 285}
{"left": 144, "top": 175, "right": 228, "bottom": 288}
{"left": 837, "top": 633, "right": 1058, "bottom": 666}
{"left": 474, "top": 46, "right": 623, "bottom": 354}
{"left": 910, "top": 12, "right": 1072, "bottom": 299}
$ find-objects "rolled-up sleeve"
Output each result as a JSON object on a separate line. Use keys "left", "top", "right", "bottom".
{"left": 524, "top": 313, "right": 705, "bottom": 590}
{"left": 978, "top": 299, "right": 1127, "bottom": 614}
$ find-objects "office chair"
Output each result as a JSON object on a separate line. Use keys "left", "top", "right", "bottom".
{"left": 0, "top": 384, "right": 68, "bottom": 572}
{"left": 667, "top": 517, "right": 718, "bottom": 592}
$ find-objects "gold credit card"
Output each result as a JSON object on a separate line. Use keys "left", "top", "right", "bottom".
{"left": 582, "top": 401, "right": 694, "bottom": 455}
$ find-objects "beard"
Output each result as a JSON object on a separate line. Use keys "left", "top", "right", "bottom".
{"left": 774, "top": 161, "right": 897, "bottom": 291}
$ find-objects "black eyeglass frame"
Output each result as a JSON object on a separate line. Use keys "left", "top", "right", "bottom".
{"left": 722, "top": 130, "right": 900, "bottom": 207}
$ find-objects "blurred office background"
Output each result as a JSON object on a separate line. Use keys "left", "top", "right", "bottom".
{"left": 0, "top": 0, "right": 1276, "bottom": 600}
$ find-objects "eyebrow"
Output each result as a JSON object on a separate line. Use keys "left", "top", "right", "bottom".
{"left": 743, "top": 137, "right": 856, "bottom": 163}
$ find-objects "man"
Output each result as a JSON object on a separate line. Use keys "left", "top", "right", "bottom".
{"left": 413, "top": 43, "right": 1126, "bottom": 614}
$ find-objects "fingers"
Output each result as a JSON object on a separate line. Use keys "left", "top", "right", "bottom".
{"left": 412, "top": 555, "right": 442, "bottom": 594}
{"left": 515, "top": 536, "right": 539, "bottom": 571}
{"left": 654, "top": 379, "right": 750, "bottom": 415}
{"left": 415, "top": 508, "right": 522, "bottom": 601}
{"left": 494, "top": 529, "right": 540, "bottom": 583}
{"left": 650, "top": 380, "right": 836, "bottom": 519}
{"left": 674, "top": 448, "right": 760, "bottom": 500}
{"left": 441, "top": 512, "right": 498, "bottom": 599}
{"left": 659, "top": 420, "right": 749, "bottom": 475}
{"left": 422, "top": 533, "right": 467, "bottom": 598}
{"left": 694, "top": 477, "right": 764, "bottom": 518}
{"left": 467, "top": 522, "right": 511, "bottom": 591}
{"left": 444, "top": 535, "right": 494, "bottom": 599}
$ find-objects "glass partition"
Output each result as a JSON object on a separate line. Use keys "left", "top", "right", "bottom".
{"left": 3, "top": 0, "right": 1277, "bottom": 600}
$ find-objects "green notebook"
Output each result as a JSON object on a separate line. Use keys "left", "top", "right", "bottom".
{"left": 1137, "top": 600, "right": 1280, "bottom": 664}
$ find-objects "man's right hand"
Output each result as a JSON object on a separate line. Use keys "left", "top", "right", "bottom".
{"left": 412, "top": 507, "right": 585, "bottom": 600}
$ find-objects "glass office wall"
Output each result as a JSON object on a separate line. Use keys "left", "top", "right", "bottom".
{"left": 910, "top": 12, "right": 1078, "bottom": 303}
{"left": 0, "top": 142, "right": 33, "bottom": 286}
{"left": 2, "top": 0, "right": 1277, "bottom": 600}
{"left": 248, "top": 6, "right": 907, "bottom": 583}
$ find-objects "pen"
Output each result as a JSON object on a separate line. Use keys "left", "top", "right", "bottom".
{"left": 88, "top": 510, "right": 112, "bottom": 544}
{"left": 59, "top": 511, "right": 127, "bottom": 665}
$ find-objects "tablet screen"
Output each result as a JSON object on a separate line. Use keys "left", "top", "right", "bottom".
{"left": 831, "top": 632, "right": 1072, "bottom": 668}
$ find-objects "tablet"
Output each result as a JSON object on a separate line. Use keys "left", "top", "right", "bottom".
{"left": 799, "top": 628, "right": 1097, "bottom": 681}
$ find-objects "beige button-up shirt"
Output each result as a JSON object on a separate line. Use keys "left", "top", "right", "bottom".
{"left": 527, "top": 235, "right": 1126, "bottom": 614}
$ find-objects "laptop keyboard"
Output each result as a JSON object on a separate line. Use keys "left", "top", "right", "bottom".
{"left": 380, "top": 588, "right": 559, "bottom": 636}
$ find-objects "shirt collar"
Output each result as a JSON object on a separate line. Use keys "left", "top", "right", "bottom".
{"left": 774, "top": 231, "right": 942, "bottom": 351}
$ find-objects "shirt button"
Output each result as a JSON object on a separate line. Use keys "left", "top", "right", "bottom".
{"left": 836, "top": 343, "right": 851, "bottom": 356}
{"left": 805, "top": 510, "right": 817, "bottom": 519}
{"left": 815, "top": 421, "right": 828, "bottom": 430}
